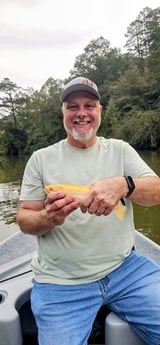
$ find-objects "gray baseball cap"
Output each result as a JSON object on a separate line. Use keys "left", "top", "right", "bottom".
{"left": 60, "top": 77, "right": 101, "bottom": 103}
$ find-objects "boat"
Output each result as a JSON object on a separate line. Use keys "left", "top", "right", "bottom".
{"left": 0, "top": 229, "right": 160, "bottom": 345}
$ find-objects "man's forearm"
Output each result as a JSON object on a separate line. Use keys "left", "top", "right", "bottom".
{"left": 128, "top": 176, "right": 160, "bottom": 206}
{"left": 16, "top": 208, "right": 55, "bottom": 236}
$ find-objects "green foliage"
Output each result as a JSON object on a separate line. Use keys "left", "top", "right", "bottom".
{"left": 99, "top": 100, "right": 119, "bottom": 138}
{"left": 22, "top": 78, "right": 66, "bottom": 154}
{"left": 1, "top": 126, "right": 27, "bottom": 156}
{"left": 109, "top": 68, "right": 150, "bottom": 113}
{"left": 110, "top": 110, "right": 160, "bottom": 149}
{"left": 125, "top": 7, "right": 160, "bottom": 58}
{"left": 70, "top": 37, "right": 111, "bottom": 77}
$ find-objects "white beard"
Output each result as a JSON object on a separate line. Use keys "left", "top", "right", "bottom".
{"left": 69, "top": 128, "right": 94, "bottom": 142}
{"left": 63, "top": 119, "right": 95, "bottom": 142}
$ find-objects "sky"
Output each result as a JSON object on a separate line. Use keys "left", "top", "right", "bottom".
{"left": 0, "top": 0, "right": 159, "bottom": 90}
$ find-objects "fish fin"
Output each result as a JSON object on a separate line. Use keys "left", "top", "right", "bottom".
{"left": 114, "top": 202, "right": 126, "bottom": 220}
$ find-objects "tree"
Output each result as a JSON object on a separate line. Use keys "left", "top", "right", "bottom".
{"left": 69, "top": 36, "right": 111, "bottom": 77}
{"left": 24, "top": 78, "right": 66, "bottom": 154}
{"left": 109, "top": 68, "right": 149, "bottom": 114}
{"left": 100, "top": 100, "right": 119, "bottom": 138}
{"left": 111, "top": 110, "right": 160, "bottom": 149}
{"left": 0, "top": 78, "right": 19, "bottom": 129}
{"left": 0, "top": 78, "right": 31, "bottom": 155}
{"left": 145, "top": 7, "right": 160, "bottom": 53}
{"left": 125, "top": 7, "right": 160, "bottom": 72}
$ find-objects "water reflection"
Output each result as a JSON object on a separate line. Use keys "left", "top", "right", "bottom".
{"left": 138, "top": 150, "right": 160, "bottom": 175}
{"left": 0, "top": 156, "right": 26, "bottom": 240}
{"left": 0, "top": 182, "right": 20, "bottom": 224}
{"left": 134, "top": 204, "right": 160, "bottom": 244}
{"left": 0, "top": 155, "right": 26, "bottom": 183}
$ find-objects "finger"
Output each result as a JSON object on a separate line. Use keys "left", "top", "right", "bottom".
{"left": 95, "top": 206, "right": 106, "bottom": 216}
{"left": 46, "top": 200, "right": 80, "bottom": 227}
{"left": 103, "top": 208, "right": 112, "bottom": 216}
{"left": 87, "top": 199, "right": 105, "bottom": 214}
{"left": 64, "top": 201, "right": 80, "bottom": 216}
{"left": 45, "top": 195, "right": 76, "bottom": 213}
{"left": 45, "top": 191, "right": 67, "bottom": 205}
{"left": 48, "top": 200, "right": 80, "bottom": 224}
{"left": 80, "top": 194, "right": 93, "bottom": 213}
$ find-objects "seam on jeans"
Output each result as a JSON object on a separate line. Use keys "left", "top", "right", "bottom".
{"left": 98, "top": 280, "right": 106, "bottom": 301}
{"left": 98, "top": 276, "right": 110, "bottom": 301}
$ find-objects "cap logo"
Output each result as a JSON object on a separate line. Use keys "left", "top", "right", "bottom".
{"left": 81, "top": 78, "right": 97, "bottom": 90}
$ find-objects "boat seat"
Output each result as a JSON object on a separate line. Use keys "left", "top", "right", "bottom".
{"left": 105, "top": 312, "right": 146, "bottom": 345}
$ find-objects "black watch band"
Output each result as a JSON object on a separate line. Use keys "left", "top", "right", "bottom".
{"left": 125, "top": 176, "right": 135, "bottom": 198}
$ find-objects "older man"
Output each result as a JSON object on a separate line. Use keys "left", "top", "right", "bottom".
{"left": 17, "top": 76, "right": 160, "bottom": 345}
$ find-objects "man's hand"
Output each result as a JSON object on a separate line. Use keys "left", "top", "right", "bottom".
{"left": 17, "top": 191, "right": 80, "bottom": 236}
{"left": 45, "top": 190, "right": 80, "bottom": 225}
{"left": 80, "top": 177, "right": 127, "bottom": 216}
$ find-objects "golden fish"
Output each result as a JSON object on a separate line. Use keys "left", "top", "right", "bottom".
{"left": 44, "top": 184, "right": 126, "bottom": 220}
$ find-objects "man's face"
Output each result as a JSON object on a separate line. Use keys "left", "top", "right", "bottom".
{"left": 61, "top": 91, "right": 103, "bottom": 148}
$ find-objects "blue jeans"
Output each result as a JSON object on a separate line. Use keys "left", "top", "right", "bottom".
{"left": 31, "top": 251, "right": 160, "bottom": 345}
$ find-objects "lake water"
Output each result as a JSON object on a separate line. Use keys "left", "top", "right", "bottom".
{"left": 0, "top": 150, "right": 160, "bottom": 244}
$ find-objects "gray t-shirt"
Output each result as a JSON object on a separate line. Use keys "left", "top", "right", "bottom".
{"left": 19, "top": 137, "right": 156, "bottom": 284}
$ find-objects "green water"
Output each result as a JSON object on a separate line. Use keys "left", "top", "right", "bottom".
{"left": 133, "top": 150, "right": 160, "bottom": 244}
{"left": 0, "top": 151, "right": 160, "bottom": 243}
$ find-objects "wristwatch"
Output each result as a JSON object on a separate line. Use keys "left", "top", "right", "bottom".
{"left": 124, "top": 176, "right": 135, "bottom": 198}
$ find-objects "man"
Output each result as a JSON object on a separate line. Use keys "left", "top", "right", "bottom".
{"left": 17, "top": 76, "right": 160, "bottom": 345}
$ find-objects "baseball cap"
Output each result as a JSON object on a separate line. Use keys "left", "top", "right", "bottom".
{"left": 60, "top": 77, "right": 101, "bottom": 103}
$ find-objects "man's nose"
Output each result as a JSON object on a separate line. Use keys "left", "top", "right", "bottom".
{"left": 76, "top": 106, "right": 87, "bottom": 115}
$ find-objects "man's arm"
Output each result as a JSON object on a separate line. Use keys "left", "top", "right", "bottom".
{"left": 16, "top": 191, "right": 80, "bottom": 236}
{"left": 80, "top": 176, "right": 160, "bottom": 216}
{"left": 128, "top": 176, "right": 160, "bottom": 206}
{"left": 16, "top": 200, "right": 55, "bottom": 236}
